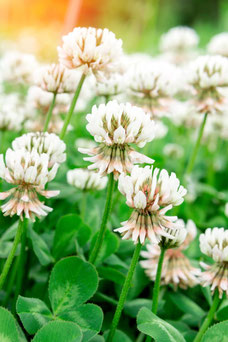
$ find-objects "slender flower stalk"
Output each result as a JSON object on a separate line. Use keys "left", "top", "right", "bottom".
{"left": 43, "top": 92, "right": 57, "bottom": 132}
{"left": 0, "top": 219, "right": 24, "bottom": 290}
{"left": 107, "top": 242, "right": 142, "bottom": 342}
{"left": 186, "top": 112, "right": 208, "bottom": 174}
{"left": 193, "top": 289, "right": 221, "bottom": 342}
{"left": 89, "top": 173, "right": 115, "bottom": 264}
{"left": 151, "top": 247, "right": 166, "bottom": 314}
{"left": 59, "top": 73, "right": 86, "bottom": 140}
{"left": 145, "top": 248, "right": 166, "bottom": 342}
{"left": 13, "top": 218, "right": 28, "bottom": 305}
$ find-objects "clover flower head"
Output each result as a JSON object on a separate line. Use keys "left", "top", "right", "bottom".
{"left": 141, "top": 219, "right": 200, "bottom": 289}
{"left": 79, "top": 100, "right": 155, "bottom": 179}
{"left": 12, "top": 132, "right": 66, "bottom": 168}
{"left": 189, "top": 55, "right": 228, "bottom": 90}
{"left": 128, "top": 60, "right": 178, "bottom": 99}
{"left": 200, "top": 227, "right": 228, "bottom": 298}
{"left": 160, "top": 26, "right": 199, "bottom": 52}
{"left": 36, "top": 64, "right": 79, "bottom": 93}
{"left": 163, "top": 143, "right": 184, "bottom": 159}
{"left": 1, "top": 51, "right": 38, "bottom": 84}
{"left": 58, "top": 27, "right": 123, "bottom": 80}
{"left": 0, "top": 94, "right": 25, "bottom": 131}
{"left": 96, "top": 72, "right": 126, "bottom": 97}
{"left": 0, "top": 149, "right": 59, "bottom": 221}
{"left": 67, "top": 168, "right": 107, "bottom": 191}
{"left": 208, "top": 33, "right": 228, "bottom": 57}
{"left": 188, "top": 55, "right": 228, "bottom": 114}
{"left": 115, "top": 165, "right": 187, "bottom": 244}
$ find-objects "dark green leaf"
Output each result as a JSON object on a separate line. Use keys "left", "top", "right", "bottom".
{"left": 90, "top": 230, "right": 119, "bottom": 265}
{"left": 98, "top": 266, "right": 125, "bottom": 285}
{"left": 16, "top": 296, "right": 53, "bottom": 335}
{"left": 169, "top": 293, "right": 205, "bottom": 318}
{"left": 28, "top": 225, "right": 54, "bottom": 266}
{"left": 201, "top": 321, "right": 228, "bottom": 342}
{"left": 53, "top": 214, "right": 92, "bottom": 260}
{"left": 0, "top": 306, "right": 20, "bottom": 342}
{"left": 137, "top": 307, "right": 186, "bottom": 342}
{"left": 217, "top": 300, "right": 228, "bottom": 321}
{"left": 124, "top": 299, "right": 152, "bottom": 318}
{"left": 104, "top": 330, "right": 132, "bottom": 342}
{"left": 49, "top": 256, "right": 98, "bottom": 316}
{"left": 60, "top": 303, "right": 103, "bottom": 342}
{"left": 32, "top": 321, "right": 82, "bottom": 342}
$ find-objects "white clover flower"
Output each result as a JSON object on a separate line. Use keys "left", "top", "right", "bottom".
{"left": 200, "top": 228, "right": 228, "bottom": 262}
{"left": 163, "top": 143, "right": 184, "bottom": 159}
{"left": 160, "top": 27, "right": 199, "bottom": 53}
{"left": 141, "top": 219, "right": 200, "bottom": 289}
{"left": 58, "top": 27, "right": 123, "bottom": 80}
{"left": 0, "top": 149, "right": 59, "bottom": 221}
{"left": 168, "top": 100, "right": 200, "bottom": 128}
{"left": 153, "top": 121, "right": 168, "bottom": 140}
{"left": 26, "top": 86, "right": 71, "bottom": 113}
{"left": 200, "top": 227, "right": 228, "bottom": 297}
{"left": 75, "top": 138, "right": 96, "bottom": 150}
{"left": 36, "top": 64, "right": 80, "bottom": 93}
{"left": 208, "top": 33, "right": 228, "bottom": 57}
{"left": 0, "top": 51, "right": 38, "bottom": 84}
{"left": 127, "top": 61, "right": 178, "bottom": 99}
{"left": 127, "top": 60, "right": 182, "bottom": 118}
{"left": 188, "top": 55, "right": 228, "bottom": 114}
{"left": 67, "top": 168, "right": 107, "bottom": 191}
{"left": 96, "top": 72, "right": 126, "bottom": 97}
{"left": 0, "top": 94, "right": 25, "bottom": 131}
{"left": 79, "top": 100, "right": 155, "bottom": 179}
{"left": 158, "top": 224, "right": 187, "bottom": 249}
{"left": 115, "top": 165, "right": 187, "bottom": 244}
{"left": 12, "top": 132, "right": 66, "bottom": 168}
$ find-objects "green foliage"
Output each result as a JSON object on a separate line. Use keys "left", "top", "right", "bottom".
{"left": 137, "top": 307, "right": 186, "bottom": 342}
{"left": 90, "top": 230, "right": 119, "bottom": 265}
{"left": 17, "top": 297, "right": 53, "bottom": 335}
{"left": 201, "top": 321, "right": 228, "bottom": 342}
{"left": 32, "top": 321, "right": 82, "bottom": 342}
{"left": 17, "top": 257, "right": 103, "bottom": 341}
{"left": 103, "top": 330, "right": 132, "bottom": 342}
{"left": 28, "top": 224, "right": 54, "bottom": 266}
{"left": 0, "top": 306, "right": 22, "bottom": 342}
{"left": 216, "top": 300, "right": 228, "bottom": 321}
{"left": 53, "top": 214, "right": 92, "bottom": 260}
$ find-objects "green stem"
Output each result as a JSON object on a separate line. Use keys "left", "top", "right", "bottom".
{"left": 2, "top": 258, "right": 19, "bottom": 306}
{"left": 12, "top": 219, "right": 28, "bottom": 311}
{"left": 193, "top": 289, "right": 221, "bottom": 342}
{"left": 145, "top": 247, "right": 166, "bottom": 342}
{"left": 43, "top": 92, "right": 57, "bottom": 132}
{"left": 89, "top": 173, "right": 115, "bottom": 264}
{"left": 107, "top": 243, "right": 142, "bottom": 342}
{"left": 59, "top": 73, "right": 86, "bottom": 140}
{"left": 0, "top": 220, "right": 24, "bottom": 290}
{"left": 186, "top": 112, "right": 208, "bottom": 175}
{"left": 152, "top": 247, "right": 166, "bottom": 313}
{"left": 136, "top": 333, "right": 145, "bottom": 342}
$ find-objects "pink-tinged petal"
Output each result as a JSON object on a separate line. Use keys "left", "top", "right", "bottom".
{"left": 129, "top": 150, "right": 154, "bottom": 164}
{"left": 39, "top": 190, "right": 60, "bottom": 198}
{"left": 0, "top": 192, "right": 11, "bottom": 200}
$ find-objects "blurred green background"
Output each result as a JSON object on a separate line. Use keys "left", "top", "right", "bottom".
{"left": 1, "top": 0, "right": 228, "bottom": 60}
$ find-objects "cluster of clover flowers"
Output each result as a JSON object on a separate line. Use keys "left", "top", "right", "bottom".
{"left": 0, "top": 26, "right": 227, "bottom": 342}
